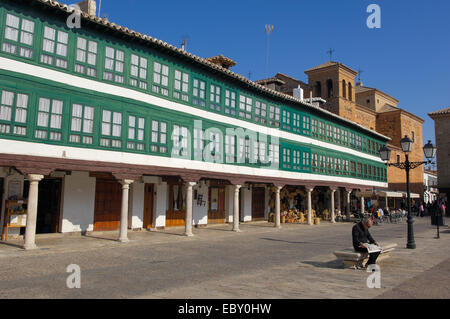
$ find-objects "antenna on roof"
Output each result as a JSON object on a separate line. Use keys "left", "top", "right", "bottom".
{"left": 357, "top": 68, "right": 364, "bottom": 86}
{"left": 181, "top": 36, "right": 189, "bottom": 50}
{"left": 327, "top": 48, "right": 335, "bottom": 61}
{"left": 248, "top": 71, "right": 252, "bottom": 80}
{"left": 98, "top": 0, "right": 102, "bottom": 17}
{"left": 265, "top": 24, "right": 274, "bottom": 80}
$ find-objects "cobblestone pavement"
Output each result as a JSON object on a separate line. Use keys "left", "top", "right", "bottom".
{"left": 0, "top": 218, "right": 448, "bottom": 299}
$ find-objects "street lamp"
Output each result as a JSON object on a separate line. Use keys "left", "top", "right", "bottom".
{"left": 379, "top": 137, "right": 437, "bottom": 249}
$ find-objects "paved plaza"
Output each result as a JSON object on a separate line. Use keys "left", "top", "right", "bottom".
{"left": 0, "top": 217, "right": 449, "bottom": 299}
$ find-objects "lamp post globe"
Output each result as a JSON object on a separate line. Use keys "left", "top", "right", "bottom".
{"left": 423, "top": 140, "right": 437, "bottom": 160}
{"left": 379, "top": 145, "right": 391, "bottom": 162}
{"left": 400, "top": 135, "right": 413, "bottom": 153}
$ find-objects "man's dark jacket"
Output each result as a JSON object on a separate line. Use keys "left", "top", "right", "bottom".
{"left": 352, "top": 221, "right": 375, "bottom": 251}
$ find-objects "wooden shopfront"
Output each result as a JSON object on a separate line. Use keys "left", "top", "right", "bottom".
{"left": 92, "top": 173, "right": 122, "bottom": 231}
{"left": 165, "top": 177, "right": 186, "bottom": 227}
{"left": 252, "top": 186, "right": 266, "bottom": 221}
{"left": 208, "top": 180, "right": 227, "bottom": 224}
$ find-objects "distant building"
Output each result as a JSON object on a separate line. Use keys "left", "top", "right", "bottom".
{"left": 423, "top": 170, "right": 438, "bottom": 204}
{"left": 429, "top": 107, "right": 450, "bottom": 201}
{"left": 258, "top": 61, "right": 425, "bottom": 197}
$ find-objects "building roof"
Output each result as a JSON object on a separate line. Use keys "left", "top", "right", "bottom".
{"left": 429, "top": 107, "right": 450, "bottom": 117}
{"left": 254, "top": 77, "right": 286, "bottom": 86}
{"left": 205, "top": 55, "right": 237, "bottom": 69}
{"left": 355, "top": 85, "right": 400, "bottom": 104}
{"left": 32, "top": 0, "right": 389, "bottom": 141}
{"left": 304, "top": 61, "right": 358, "bottom": 75}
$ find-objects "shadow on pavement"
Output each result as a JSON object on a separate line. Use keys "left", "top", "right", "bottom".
{"left": 300, "top": 259, "right": 344, "bottom": 269}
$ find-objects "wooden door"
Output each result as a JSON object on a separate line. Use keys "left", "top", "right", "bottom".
{"left": 252, "top": 187, "right": 266, "bottom": 221}
{"left": 94, "top": 179, "right": 122, "bottom": 231}
{"left": 37, "top": 178, "right": 62, "bottom": 234}
{"left": 143, "top": 184, "right": 154, "bottom": 229}
{"left": 166, "top": 183, "right": 185, "bottom": 227}
{"left": 208, "top": 187, "right": 226, "bottom": 224}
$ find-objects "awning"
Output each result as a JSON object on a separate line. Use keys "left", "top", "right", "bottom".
{"left": 356, "top": 190, "right": 420, "bottom": 199}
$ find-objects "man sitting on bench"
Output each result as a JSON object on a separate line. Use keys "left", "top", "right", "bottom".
{"left": 352, "top": 217, "right": 380, "bottom": 269}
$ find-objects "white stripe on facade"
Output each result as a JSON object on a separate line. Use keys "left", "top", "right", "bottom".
{"left": 0, "top": 57, "right": 383, "bottom": 163}
{"left": 0, "top": 139, "right": 388, "bottom": 188}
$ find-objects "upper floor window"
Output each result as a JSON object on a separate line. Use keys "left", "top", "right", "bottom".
{"left": 194, "top": 128, "right": 205, "bottom": 160}
{"left": 225, "top": 134, "right": 236, "bottom": 163}
{"left": 69, "top": 103, "right": 94, "bottom": 145}
{"left": 0, "top": 90, "right": 28, "bottom": 136}
{"left": 75, "top": 37, "right": 97, "bottom": 77}
{"left": 41, "top": 26, "right": 68, "bottom": 69}
{"left": 282, "top": 148, "right": 291, "bottom": 169}
{"left": 318, "top": 121, "right": 326, "bottom": 139}
{"left": 103, "top": 46, "right": 124, "bottom": 83}
{"left": 282, "top": 110, "right": 291, "bottom": 131}
{"left": 209, "top": 84, "right": 221, "bottom": 112}
{"left": 255, "top": 101, "right": 267, "bottom": 124}
{"left": 173, "top": 70, "right": 189, "bottom": 102}
{"left": 100, "top": 110, "right": 122, "bottom": 148}
{"left": 152, "top": 62, "right": 169, "bottom": 96}
{"left": 311, "top": 119, "right": 318, "bottom": 137}
{"left": 269, "top": 105, "right": 280, "bottom": 128}
{"left": 193, "top": 79, "right": 206, "bottom": 107}
{"left": 225, "top": 90, "right": 236, "bottom": 115}
{"left": 292, "top": 112, "right": 301, "bottom": 133}
{"left": 150, "top": 120, "right": 167, "bottom": 153}
{"left": 172, "top": 124, "right": 189, "bottom": 157}
{"left": 35, "top": 97, "right": 63, "bottom": 141}
{"left": 127, "top": 115, "right": 145, "bottom": 151}
{"left": 130, "top": 54, "right": 148, "bottom": 90}
{"left": 302, "top": 115, "right": 310, "bottom": 135}
{"left": 293, "top": 150, "right": 301, "bottom": 171}
{"left": 2, "top": 14, "right": 34, "bottom": 59}
{"left": 239, "top": 95, "right": 253, "bottom": 120}
{"left": 269, "top": 144, "right": 280, "bottom": 165}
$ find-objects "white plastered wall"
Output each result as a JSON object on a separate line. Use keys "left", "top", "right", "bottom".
{"left": 60, "top": 171, "right": 96, "bottom": 233}
{"left": 0, "top": 168, "right": 24, "bottom": 237}
{"left": 225, "top": 185, "right": 234, "bottom": 223}
{"left": 241, "top": 186, "right": 252, "bottom": 222}
{"left": 130, "top": 180, "right": 145, "bottom": 230}
{"left": 193, "top": 180, "right": 208, "bottom": 226}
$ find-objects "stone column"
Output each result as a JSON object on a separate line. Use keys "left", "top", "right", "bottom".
{"left": 184, "top": 182, "right": 196, "bottom": 237}
{"left": 233, "top": 185, "right": 242, "bottom": 232}
{"left": 346, "top": 190, "right": 351, "bottom": 221}
{"left": 330, "top": 188, "right": 336, "bottom": 223}
{"left": 337, "top": 189, "right": 341, "bottom": 213}
{"left": 275, "top": 186, "right": 283, "bottom": 229}
{"left": 119, "top": 179, "right": 134, "bottom": 243}
{"left": 360, "top": 194, "right": 365, "bottom": 216}
{"left": 307, "top": 187, "right": 314, "bottom": 225}
{"left": 23, "top": 174, "right": 44, "bottom": 250}
{"left": 385, "top": 196, "right": 389, "bottom": 210}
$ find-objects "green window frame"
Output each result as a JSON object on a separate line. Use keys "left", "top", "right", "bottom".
{"left": 302, "top": 115, "right": 310, "bottom": 135}
{"left": 255, "top": 101, "right": 267, "bottom": 124}
{"left": 342, "top": 129, "right": 348, "bottom": 145}
{"left": 173, "top": 70, "right": 189, "bottom": 102}
{"left": 225, "top": 134, "right": 236, "bottom": 163}
{"left": 282, "top": 110, "right": 291, "bottom": 131}
{"left": 318, "top": 121, "right": 325, "bottom": 139}
{"left": 35, "top": 97, "right": 63, "bottom": 141}
{"left": 282, "top": 147, "right": 291, "bottom": 169}
{"left": 0, "top": 90, "right": 28, "bottom": 136}
{"left": 194, "top": 127, "right": 205, "bottom": 160}
{"left": 302, "top": 151, "right": 310, "bottom": 171}
{"left": 292, "top": 149, "right": 301, "bottom": 171}
{"left": 326, "top": 124, "right": 333, "bottom": 142}
{"left": 100, "top": 109, "right": 122, "bottom": 148}
{"left": 2, "top": 13, "right": 35, "bottom": 59}
{"left": 74, "top": 37, "right": 98, "bottom": 77}
{"left": 225, "top": 89, "right": 236, "bottom": 116}
{"left": 193, "top": 79, "right": 206, "bottom": 107}
{"left": 269, "top": 105, "right": 280, "bottom": 128}
{"left": 209, "top": 84, "right": 221, "bottom": 111}
{"left": 150, "top": 120, "right": 168, "bottom": 154}
{"left": 319, "top": 154, "right": 325, "bottom": 173}
{"left": 311, "top": 118, "right": 318, "bottom": 137}
{"left": 311, "top": 153, "right": 318, "bottom": 173}
{"left": 103, "top": 46, "right": 125, "bottom": 84}
{"left": 152, "top": 61, "right": 169, "bottom": 96}
{"left": 239, "top": 94, "right": 253, "bottom": 120}
{"left": 41, "top": 25, "right": 69, "bottom": 69}
{"left": 292, "top": 112, "right": 301, "bottom": 133}
{"left": 269, "top": 143, "right": 280, "bottom": 166}
{"left": 172, "top": 124, "right": 189, "bottom": 157}
{"left": 127, "top": 115, "right": 145, "bottom": 151}
{"left": 69, "top": 103, "right": 94, "bottom": 145}
{"left": 130, "top": 54, "right": 148, "bottom": 90}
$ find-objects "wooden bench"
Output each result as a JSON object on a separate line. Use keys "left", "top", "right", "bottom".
{"left": 333, "top": 243, "right": 398, "bottom": 269}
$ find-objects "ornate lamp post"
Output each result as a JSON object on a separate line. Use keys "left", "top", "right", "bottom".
{"left": 379, "top": 138, "right": 437, "bottom": 249}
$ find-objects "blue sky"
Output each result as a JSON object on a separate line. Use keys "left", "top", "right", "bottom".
{"left": 68, "top": 0, "right": 449, "bottom": 144}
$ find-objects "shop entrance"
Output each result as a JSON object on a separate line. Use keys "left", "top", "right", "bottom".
{"left": 252, "top": 187, "right": 266, "bottom": 221}
{"left": 143, "top": 184, "right": 154, "bottom": 229}
{"left": 23, "top": 178, "right": 62, "bottom": 234}
{"left": 208, "top": 186, "right": 226, "bottom": 224}
{"left": 93, "top": 178, "right": 122, "bottom": 231}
